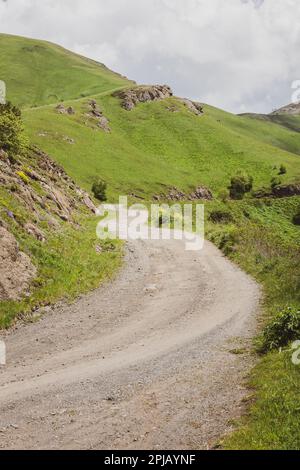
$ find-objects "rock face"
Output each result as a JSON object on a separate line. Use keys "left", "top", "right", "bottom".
{"left": 0, "top": 146, "right": 99, "bottom": 301}
{"left": 113, "top": 85, "right": 173, "bottom": 110}
{"left": 0, "top": 224, "right": 37, "bottom": 301}
{"left": 0, "top": 147, "right": 97, "bottom": 228}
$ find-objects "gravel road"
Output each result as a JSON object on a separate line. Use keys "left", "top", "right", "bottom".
{"left": 0, "top": 236, "right": 260, "bottom": 450}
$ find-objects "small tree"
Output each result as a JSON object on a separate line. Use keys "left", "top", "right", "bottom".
{"left": 228, "top": 174, "right": 253, "bottom": 200}
{"left": 279, "top": 164, "right": 287, "bottom": 176}
{"left": 0, "top": 102, "right": 28, "bottom": 157}
{"left": 92, "top": 179, "right": 107, "bottom": 201}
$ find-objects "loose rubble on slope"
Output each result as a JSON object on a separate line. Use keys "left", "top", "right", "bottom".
{"left": 54, "top": 100, "right": 111, "bottom": 133}
{"left": 153, "top": 186, "right": 213, "bottom": 202}
{"left": 85, "top": 100, "right": 110, "bottom": 132}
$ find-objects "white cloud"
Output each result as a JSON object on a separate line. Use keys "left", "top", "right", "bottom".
{"left": 0, "top": 0, "right": 300, "bottom": 113}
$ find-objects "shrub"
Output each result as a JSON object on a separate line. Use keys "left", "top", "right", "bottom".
{"left": 0, "top": 102, "right": 28, "bottom": 156}
{"left": 260, "top": 307, "right": 300, "bottom": 352}
{"left": 209, "top": 210, "right": 233, "bottom": 224}
{"left": 278, "top": 164, "right": 287, "bottom": 176}
{"left": 92, "top": 179, "right": 107, "bottom": 201}
{"left": 271, "top": 177, "right": 281, "bottom": 189}
{"left": 210, "top": 226, "right": 239, "bottom": 256}
{"left": 218, "top": 189, "right": 229, "bottom": 203}
{"left": 293, "top": 208, "right": 300, "bottom": 226}
{"left": 228, "top": 174, "right": 253, "bottom": 200}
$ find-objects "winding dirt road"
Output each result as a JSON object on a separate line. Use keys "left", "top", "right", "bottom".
{"left": 0, "top": 237, "right": 260, "bottom": 450}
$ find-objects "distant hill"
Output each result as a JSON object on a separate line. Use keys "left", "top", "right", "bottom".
{"left": 0, "top": 34, "right": 132, "bottom": 108}
{"left": 240, "top": 102, "right": 300, "bottom": 144}
{"left": 271, "top": 102, "right": 300, "bottom": 116}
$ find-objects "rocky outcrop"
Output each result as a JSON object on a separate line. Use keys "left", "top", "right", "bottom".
{"left": 83, "top": 100, "right": 111, "bottom": 132}
{"left": 113, "top": 85, "right": 173, "bottom": 111}
{"left": 55, "top": 104, "right": 75, "bottom": 115}
{"left": 254, "top": 183, "right": 300, "bottom": 199}
{"left": 179, "top": 99, "right": 204, "bottom": 116}
{"left": 0, "top": 147, "right": 97, "bottom": 227}
{"left": 0, "top": 145, "right": 99, "bottom": 301}
{"left": 154, "top": 186, "right": 213, "bottom": 202}
{"left": 113, "top": 85, "right": 204, "bottom": 117}
{"left": 272, "top": 184, "right": 300, "bottom": 198}
{"left": 0, "top": 224, "right": 37, "bottom": 301}
{"left": 190, "top": 186, "right": 213, "bottom": 200}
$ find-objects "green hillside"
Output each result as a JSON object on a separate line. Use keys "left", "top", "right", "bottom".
{"left": 19, "top": 83, "right": 300, "bottom": 451}
{"left": 23, "top": 94, "right": 300, "bottom": 200}
{"left": 239, "top": 111, "right": 300, "bottom": 153}
{"left": 0, "top": 33, "right": 131, "bottom": 108}
{"left": 1, "top": 34, "right": 300, "bottom": 450}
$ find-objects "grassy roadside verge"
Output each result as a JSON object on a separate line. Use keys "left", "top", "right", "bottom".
{"left": 0, "top": 211, "right": 122, "bottom": 328}
{"left": 204, "top": 196, "right": 300, "bottom": 449}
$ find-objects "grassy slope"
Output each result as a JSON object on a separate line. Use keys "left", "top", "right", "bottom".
{"left": 239, "top": 112, "right": 300, "bottom": 153}
{"left": 1, "top": 34, "right": 300, "bottom": 449}
{"left": 23, "top": 95, "right": 300, "bottom": 200}
{"left": 0, "top": 33, "right": 131, "bottom": 108}
{"left": 22, "top": 93, "right": 300, "bottom": 449}
{"left": 205, "top": 196, "right": 300, "bottom": 449}
{"left": 0, "top": 197, "right": 122, "bottom": 328}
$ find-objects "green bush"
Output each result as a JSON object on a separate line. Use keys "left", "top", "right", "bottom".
{"left": 293, "top": 209, "right": 300, "bottom": 226}
{"left": 279, "top": 164, "right": 287, "bottom": 176}
{"left": 92, "top": 179, "right": 107, "bottom": 201}
{"left": 271, "top": 177, "right": 281, "bottom": 189}
{"left": 218, "top": 189, "right": 229, "bottom": 203}
{"left": 209, "top": 226, "right": 239, "bottom": 256}
{"left": 209, "top": 209, "right": 233, "bottom": 224}
{"left": 228, "top": 174, "right": 253, "bottom": 200}
{"left": 0, "top": 102, "right": 28, "bottom": 156}
{"left": 260, "top": 307, "right": 300, "bottom": 352}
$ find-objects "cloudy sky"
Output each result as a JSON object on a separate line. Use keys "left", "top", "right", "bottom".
{"left": 0, "top": 0, "right": 300, "bottom": 113}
